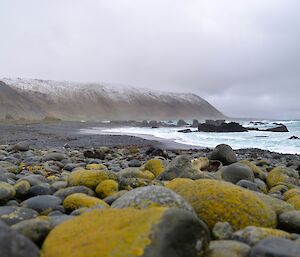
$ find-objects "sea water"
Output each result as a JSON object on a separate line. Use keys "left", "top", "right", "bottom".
{"left": 82, "top": 120, "right": 300, "bottom": 154}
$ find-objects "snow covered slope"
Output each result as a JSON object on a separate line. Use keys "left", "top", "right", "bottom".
{"left": 0, "top": 78, "right": 225, "bottom": 121}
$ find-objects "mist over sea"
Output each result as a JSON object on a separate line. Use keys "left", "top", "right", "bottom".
{"left": 83, "top": 120, "right": 300, "bottom": 154}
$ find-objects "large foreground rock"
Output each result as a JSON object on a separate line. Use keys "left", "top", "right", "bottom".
{"left": 166, "top": 179, "right": 276, "bottom": 230}
{"left": 41, "top": 208, "right": 210, "bottom": 257}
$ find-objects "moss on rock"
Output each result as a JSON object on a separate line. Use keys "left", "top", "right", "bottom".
{"left": 67, "top": 170, "right": 117, "bottom": 189}
{"left": 95, "top": 179, "right": 119, "bottom": 198}
{"left": 166, "top": 178, "right": 276, "bottom": 230}
{"left": 63, "top": 193, "right": 109, "bottom": 211}
{"left": 266, "top": 167, "right": 299, "bottom": 188}
{"left": 41, "top": 207, "right": 210, "bottom": 257}
{"left": 143, "top": 159, "right": 164, "bottom": 177}
{"left": 284, "top": 188, "right": 300, "bottom": 201}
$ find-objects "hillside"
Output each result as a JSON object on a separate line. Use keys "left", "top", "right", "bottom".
{"left": 0, "top": 78, "right": 225, "bottom": 121}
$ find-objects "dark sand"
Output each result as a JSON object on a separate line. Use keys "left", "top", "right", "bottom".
{"left": 0, "top": 121, "right": 193, "bottom": 149}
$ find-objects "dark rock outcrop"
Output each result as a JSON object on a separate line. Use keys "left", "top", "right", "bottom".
{"left": 266, "top": 125, "right": 289, "bottom": 132}
{"left": 198, "top": 121, "right": 248, "bottom": 132}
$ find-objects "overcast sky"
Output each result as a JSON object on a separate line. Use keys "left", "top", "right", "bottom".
{"left": 0, "top": 0, "right": 299, "bottom": 119}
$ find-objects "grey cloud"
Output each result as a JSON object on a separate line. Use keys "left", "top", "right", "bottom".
{"left": 0, "top": 0, "right": 299, "bottom": 119}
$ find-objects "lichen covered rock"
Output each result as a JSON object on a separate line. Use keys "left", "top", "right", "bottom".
{"left": 143, "top": 159, "right": 164, "bottom": 177}
{"left": 63, "top": 193, "right": 109, "bottom": 211}
{"left": 266, "top": 167, "right": 299, "bottom": 188}
{"left": 41, "top": 208, "right": 210, "bottom": 257}
{"left": 67, "top": 170, "right": 117, "bottom": 189}
{"left": 166, "top": 178, "right": 276, "bottom": 230}
{"left": 95, "top": 179, "right": 119, "bottom": 198}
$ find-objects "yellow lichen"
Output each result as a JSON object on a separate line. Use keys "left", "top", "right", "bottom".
{"left": 286, "top": 195, "right": 300, "bottom": 210}
{"left": 41, "top": 208, "right": 166, "bottom": 257}
{"left": 67, "top": 170, "right": 117, "bottom": 189}
{"left": 266, "top": 167, "right": 298, "bottom": 188}
{"left": 95, "top": 179, "right": 119, "bottom": 198}
{"left": 284, "top": 188, "right": 300, "bottom": 201}
{"left": 166, "top": 178, "right": 276, "bottom": 230}
{"left": 86, "top": 163, "right": 107, "bottom": 170}
{"left": 63, "top": 193, "right": 109, "bottom": 211}
{"left": 143, "top": 159, "right": 164, "bottom": 177}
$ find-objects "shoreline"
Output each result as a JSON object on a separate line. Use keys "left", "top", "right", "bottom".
{"left": 0, "top": 121, "right": 298, "bottom": 159}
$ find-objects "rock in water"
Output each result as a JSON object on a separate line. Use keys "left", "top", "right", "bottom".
{"left": 210, "top": 144, "right": 237, "bottom": 165}
{"left": 0, "top": 220, "right": 39, "bottom": 257}
{"left": 41, "top": 208, "right": 210, "bottom": 257}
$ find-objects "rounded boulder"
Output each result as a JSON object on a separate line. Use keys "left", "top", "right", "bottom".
{"left": 166, "top": 178, "right": 276, "bottom": 230}
{"left": 41, "top": 207, "right": 210, "bottom": 257}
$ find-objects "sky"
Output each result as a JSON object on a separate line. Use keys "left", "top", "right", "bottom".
{"left": 0, "top": 0, "right": 300, "bottom": 119}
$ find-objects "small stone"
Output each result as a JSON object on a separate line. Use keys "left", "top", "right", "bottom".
{"left": 158, "top": 155, "right": 200, "bottom": 180}
{"left": 279, "top": 211, "right": 300, "bottom": 233}
{"left": 63, "top": 193, "right": 109, "bottom": 211}
{"left": 11, "top": 218, "right": 51, "bottom": 246}
{"left": 14, "top": 180, "right": 31, "bottom": 198}
{"left": 0, "top": 181, "right": 16, "bottom": 204}
{"left": 128, "top": 159, "right": 142, "bottom": 167}
{"left": 249, "top": 237, "right": 300, "bottom": 257}
{"left": 67, "top": 169, "right": 117, "bottom": 189}
{"left": 28, "top": 183, "right": 52, "bottom": 196}
{"left": 143, "top": 159, "right": 164, "bottom": 177}
{"left": 54, "top": 186, "right": 95, "bottom": 200}
{"left": 0, "top": 206, "right": 38, "bottom": 225}
{"left": 212, "top": 222, "right": 234, "bottom": 240}
{"left": 21, "top": 195, "right": 62, "bottom": 214}
{"left": 205, "top": 240, "right": 250, "bottom": 257}
{"left": 221, "top": 163, "right": 254, "bottom": 184}
{"left": 266, "top": 167, "right": 299, "bottom": 188}
{"left": 237, "top": 180, "right": 262, "bottom": 192}
{"left": 13, "top": 141, "right": 30, "bottom": 152}
{"left": 43, "top": 152, "right": 66, "bottom": 161}
{"left": 232, "top": 226, "right": 291, "bottom": 246}
{"left": 95, "top": 180, "right": 119, "bottom": 198}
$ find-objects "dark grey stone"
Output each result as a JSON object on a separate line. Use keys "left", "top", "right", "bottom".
{"left": 0, "top": 220, "right": 39, "bottom": 257}
{"left": 210, "top": 144, "right": 237, "bottom": 165}
{"left": 54, "top": 186, "right": 95, "bottom": 200}
{"left": 249, "top": 237, "right": 300, "bottom": 257}
{"left": 0, "top": 206, "right": 38, "bottom": 225}
{"left": 143, "top": 208, "right": 210, "bottom": 257}
{"left": 237, "top": 179, "right": 262, "bottom": 192}
{"left": 11, "top": 219, "right": 51, "bottom": 246}
{"left": 21, "top": 195, "right": 62, "bottom": 214}
{"left": 221, "top": 163, "right": 254, "bottom": 184}
{"left": 279, "top": 211, "right": 300, "bottom": 233}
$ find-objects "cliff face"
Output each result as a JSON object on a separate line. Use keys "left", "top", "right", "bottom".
{"left": 0, "top": 78, "right": 225, "bottom": 121}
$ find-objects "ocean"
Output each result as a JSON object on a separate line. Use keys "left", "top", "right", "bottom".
{"left": 83, "top": 120, "right": 300, "bottom": 154}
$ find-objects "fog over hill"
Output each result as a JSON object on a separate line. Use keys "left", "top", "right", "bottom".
{"left": 0, "top": 78, "right": 225, "bottom": 121}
